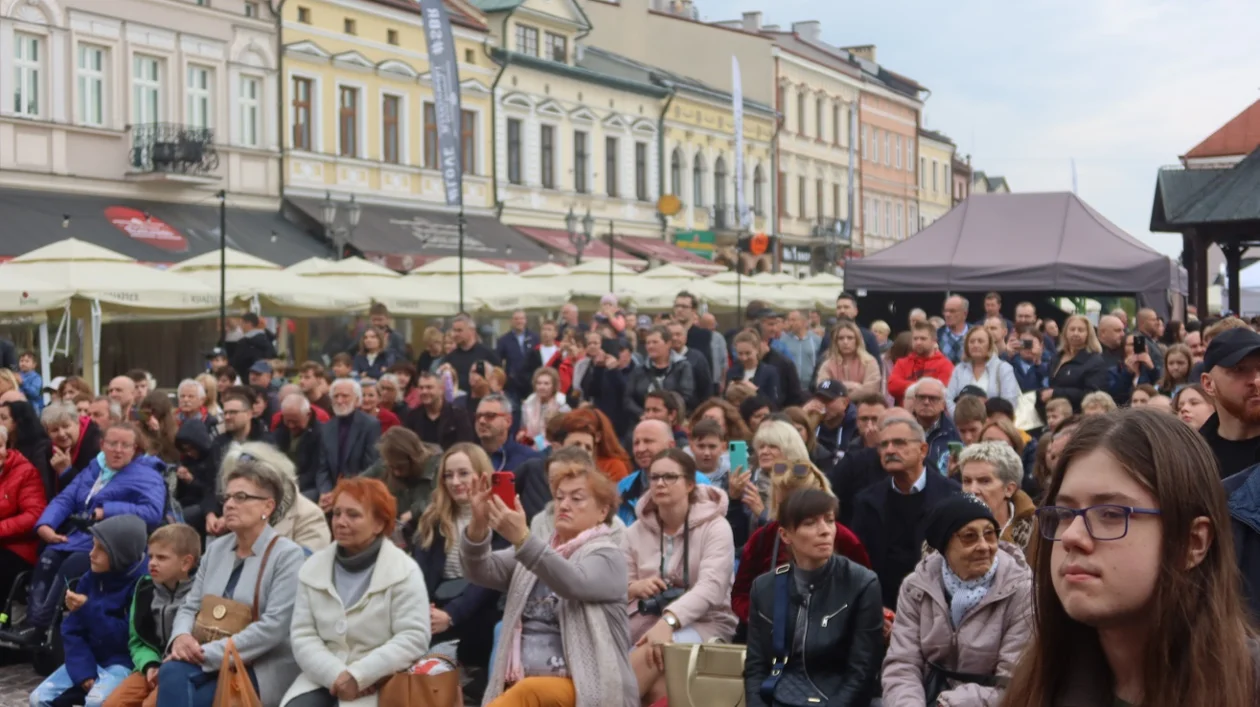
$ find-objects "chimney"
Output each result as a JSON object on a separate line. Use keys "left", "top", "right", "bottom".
{"left": 742, "top": 11, "right": 762, "bottom": 32}
{"left": 843, "top": 44, "right": 877, "bottom": 62}
{"left": 792, "top": 20, "right": 822, "bottom": 42}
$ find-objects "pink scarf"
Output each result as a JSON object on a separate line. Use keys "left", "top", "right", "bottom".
{"left": 503, "top": 522, "right": 616, "bottom": 683}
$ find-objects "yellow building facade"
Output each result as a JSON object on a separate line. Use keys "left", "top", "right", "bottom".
{"left": 280, "top": 0, "right": 495, "bottom": 210}
{"left": 916, "top": 128, "right": 955, "bottom": 230}
{"left": 473, "top": 0, "right": 672, "bottom": 240}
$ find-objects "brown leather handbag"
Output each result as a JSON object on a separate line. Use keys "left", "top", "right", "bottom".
{"left": 192, "top": 537, "right": 280, "bottom": 644}
{"left": 378, "top": 654, "right": 462, "bottom": 707}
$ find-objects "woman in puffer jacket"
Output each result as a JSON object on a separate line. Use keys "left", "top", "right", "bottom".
{"left": 882, "top": 494, "right": 1032, "bottom": 707}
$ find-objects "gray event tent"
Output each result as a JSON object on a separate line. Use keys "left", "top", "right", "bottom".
{"left": 844, "top": 192, "right": 1184, "bottom": 302}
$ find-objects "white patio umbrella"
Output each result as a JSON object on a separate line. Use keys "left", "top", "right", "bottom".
{"left": 799, "top": 272, "right": 845, "bottom": 290}
{"left": 172, "top": 248, "right": 369, "bottom": 316}
{"left": 407, "top": 257, "right": 568, "bottom": 313}
{"left": 694, "top": 271, "right": 815, "bottom": 313}
{"left": 518, "top": 263, "right": 571, "bottom": 279}
{"left": 286, "top": 256, "right": 461, "bottom": 317}
{"left": 0, "top": 238, "right": 220, "bottom": 391}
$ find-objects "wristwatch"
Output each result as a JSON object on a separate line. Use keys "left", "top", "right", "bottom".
{"left": 663, "top": 613, "right": 680, "bottom": 629}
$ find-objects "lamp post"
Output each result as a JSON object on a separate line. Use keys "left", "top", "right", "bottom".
{"left": 217, "top": 190, "right": 227, "bottom": 346}
{"left": 566, "top": 207, "right": 592, "bottom": 264}
{"left": 320, "top": 191, "right": 362, "bottom": 260}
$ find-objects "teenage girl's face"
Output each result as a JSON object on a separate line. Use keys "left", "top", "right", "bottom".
{"left": 1167, "top": 353, "right": 1190, "bottom": 381}
{"left": 1050, "top": 449, "right": 1163, "bottom": 631}
{"left": 443, "top": 452, "right": 477, "bottom": 504}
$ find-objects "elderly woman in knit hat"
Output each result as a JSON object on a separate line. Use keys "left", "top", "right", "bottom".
{"left": 881, "top": 494, "right": 1033, "bottom": 706}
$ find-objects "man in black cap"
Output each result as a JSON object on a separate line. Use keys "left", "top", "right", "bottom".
{"left": 805, "top": 380, "right": 853, "bottom": 473}
{"left": 206, "top": 347, "right": 228, "bottom": 373}
{"left": 1201, "top": 328, "right": 1260, "bottom": 478}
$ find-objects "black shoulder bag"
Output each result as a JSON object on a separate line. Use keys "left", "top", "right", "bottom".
{"left": 758, "top": 556, "right": 827, "bottom": 706}
{"left": 922, "top": 662, "right": 1008, "bottom": 704}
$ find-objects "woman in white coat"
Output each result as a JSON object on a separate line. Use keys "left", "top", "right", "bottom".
{"left": 283, "top": 477, "right": 430, "bottom": 707}
{"left": 945, "top": 327, "right": 1019, "bottom": 415}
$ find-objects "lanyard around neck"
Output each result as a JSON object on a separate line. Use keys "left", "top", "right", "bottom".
{"left": 658, "top": 504, "right": 691, "bottom": 588}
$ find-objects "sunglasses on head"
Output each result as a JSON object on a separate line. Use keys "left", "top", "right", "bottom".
{"left": 771, "top": 462, "right": 812, "bottom": 478}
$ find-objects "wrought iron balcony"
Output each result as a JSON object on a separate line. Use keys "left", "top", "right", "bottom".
{"left": 129, "top": 123, "right": 220, "bottom": 176}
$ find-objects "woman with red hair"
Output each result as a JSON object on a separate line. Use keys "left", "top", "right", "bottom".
{"left": 559, "top": 408, "right": 631, "bottom": 482}
{"left": 284, "top": 477, "right": 430, "bottom": 706}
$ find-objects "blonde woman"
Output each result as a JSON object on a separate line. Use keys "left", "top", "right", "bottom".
{"left": 727, "top": 420, "right": 812, "bottom": 550}
{"left": 412, "top": 443, "right": 504, "bottom": 671}
{"left": 520, "top": 367, "right": 570, "bottom": 441}
{"left": 0, "top": 369, "right": 19, "bottom": 399}
{"left": 816, "top": 321, "right": 881, "bottom": 398}
{"left": 730, "top": 460, "right": 870, "bottom": 624}
{"left": 1040, "top": 314, "right": 1107, "bottom": 411}
{"left": 418, "top": 326, "right": 446, "bottom": 374}
{"left": 195, "top": 372, "right": 222, "bottom": 436}
{"left": 944, "top": 326, "right": 1019, "bottom": 415}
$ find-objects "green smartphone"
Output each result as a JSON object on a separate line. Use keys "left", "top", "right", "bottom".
{"left": 948, "top": 441, "right": 965, "bottom": 456}
{"left": 728, "top": 440, "right": 749, "bottom": 472}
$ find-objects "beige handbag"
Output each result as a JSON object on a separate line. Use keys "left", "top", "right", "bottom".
{"left": 193, "top": 537, "right": 279, "bottom": 643}
{"left": 662, "top": 642, "right": 747, "bottom": 707}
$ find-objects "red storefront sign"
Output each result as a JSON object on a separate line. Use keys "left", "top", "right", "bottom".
{"left": 104, "top": 206, "right": 189, "bottom": 252}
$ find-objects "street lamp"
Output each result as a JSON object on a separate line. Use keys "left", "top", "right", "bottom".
{"left": 321, "top": 191, "right": 361, "bottom": 260}
{"left": 566, "top": 207, "right": 592, "bottom": 264}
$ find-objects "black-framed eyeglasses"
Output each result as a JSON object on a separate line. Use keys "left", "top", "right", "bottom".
{"left": 1035, "top": 505, "right": 1162, "bottom": 542}
{"left": 648, "top": 472, "right": 684, "bottom": 485}
{"left": 218, "top": 491, "right": 270, "bottom": 505}
{"left": 771, "top": 462, "right": 811, "bottom": 478}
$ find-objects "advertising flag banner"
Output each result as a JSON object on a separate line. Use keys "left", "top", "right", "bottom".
{"left": 419, "top": 0, "right": 464, "bottom": 206}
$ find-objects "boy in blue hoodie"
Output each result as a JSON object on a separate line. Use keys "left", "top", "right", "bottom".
{"left": 29, "top": 514, "right": 149, "bottom": 707}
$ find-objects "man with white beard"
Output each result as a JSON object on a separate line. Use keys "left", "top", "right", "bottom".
{"left": 316, "top": 378, "right": 381, "bottom": 511}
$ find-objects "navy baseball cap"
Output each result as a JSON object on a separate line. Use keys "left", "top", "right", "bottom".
{"left": 813, "top": 380, "right": 848, "bottom": 401}
{"left": 1204, "top": 328, "right": 1260, "bottom": 372}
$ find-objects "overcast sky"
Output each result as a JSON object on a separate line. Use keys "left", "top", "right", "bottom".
{"left": 707, "top": 0, "right": 1260, "bottom": 257}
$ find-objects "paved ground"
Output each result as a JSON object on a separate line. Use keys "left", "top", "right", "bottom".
{"left": 0, "top": 663, "right": 42, "bottom": 707}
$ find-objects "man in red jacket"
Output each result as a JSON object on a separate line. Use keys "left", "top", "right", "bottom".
{"left": 888, "top": 320, "right": 955, "bottom": 405}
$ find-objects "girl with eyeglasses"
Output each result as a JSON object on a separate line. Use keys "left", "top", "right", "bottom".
{"left": 625, "top": 449, "right": 737, "bottom": 705}
{"left": 1002, "top": 408, "right": 1259, "bottom": 707}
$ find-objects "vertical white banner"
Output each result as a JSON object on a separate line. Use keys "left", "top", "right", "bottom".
{"left": 732, "top": 56, "right": 748, "bottom": 229}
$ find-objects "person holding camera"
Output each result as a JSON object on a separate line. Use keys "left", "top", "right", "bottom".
{"left": 625, "top": 449, "right": 737, "bottom": 704}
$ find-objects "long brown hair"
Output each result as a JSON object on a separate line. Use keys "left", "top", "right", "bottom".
{"left": 138, "top": 391, "right": 179, "bottom": 463}
{"left": 689, "top": 398, "right": 752, "bottom": 442}
{"left": 1002, "top": 408, "right": 1255, "bottom": 707}
{"left": 416, "top": 443, "right": 493, "bottom": 552}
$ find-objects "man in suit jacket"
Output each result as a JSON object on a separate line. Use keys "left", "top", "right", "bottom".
{"left": 317, "top": 379, "right": 381, "bottom": 510}
{"left": 673, "top": 291, "right": 720, "bottom": 394}
{"left": 667, "top": 321, "right": 713, "bottom": 401}
{"left": 496, "top": 310, "right": 538, "bottom": 400}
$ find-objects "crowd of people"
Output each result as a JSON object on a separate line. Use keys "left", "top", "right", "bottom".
{"left": 0, "top": 290, "right": 1259, "bottom": 707}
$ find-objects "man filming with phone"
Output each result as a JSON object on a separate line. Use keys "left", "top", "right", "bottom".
{"left": 1006, "top": 325, "right": 1049, "bottom": 393}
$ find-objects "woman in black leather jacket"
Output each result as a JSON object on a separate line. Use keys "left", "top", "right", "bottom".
{"left": 744, "top": 488, "right": 884, "bottom": 707}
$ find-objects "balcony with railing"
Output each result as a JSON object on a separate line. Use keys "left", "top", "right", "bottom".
{"left": 128, "top": 123, "right": 220, "bottom": 182}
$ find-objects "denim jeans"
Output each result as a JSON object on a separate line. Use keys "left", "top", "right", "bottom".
{"left": 155, "top": 660, "right": 258, "bottom": 707}
{"left": 26, "top": 550, "right": 90, "bottom": 630}
{"left": 29, "top": 663, "right": 130, "bottom": 707}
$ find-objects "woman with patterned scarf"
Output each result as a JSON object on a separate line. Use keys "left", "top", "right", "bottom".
{"left": 882, "top": 494, "right": 1032, "bottom": 706}
{"left": 460, "top": 449, "right": 636, "bottom": 707}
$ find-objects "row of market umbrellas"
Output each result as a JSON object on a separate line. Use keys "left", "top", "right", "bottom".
{"left": 0, "top": 238, "right": 846, "bottom": 320}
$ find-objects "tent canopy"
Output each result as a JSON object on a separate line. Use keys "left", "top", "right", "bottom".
{"left": 844, "top": 192, "right": 1178, "bottom": 294}
{"left": 171, "top": 248, "right": 369, "bottom": 316}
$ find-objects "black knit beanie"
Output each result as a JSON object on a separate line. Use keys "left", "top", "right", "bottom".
{"left": 923, "top": 493, "right": 998, "bottom": 553}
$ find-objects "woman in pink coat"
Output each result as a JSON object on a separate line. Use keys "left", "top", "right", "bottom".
{"left": 882, "top": 494, "right": 1032, "bottom": 707}
{"left": 625, "top": 448, "right": 737, "bottom": 704}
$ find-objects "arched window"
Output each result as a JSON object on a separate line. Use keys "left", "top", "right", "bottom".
{"left": 692, "top": 153, "right": 706, "bottom": 208}
{"left": 713, "top": 156, "right": 727, "bottom": 210}
{"left": 670, "top": 148, "right": 683, "bottom": 197}
{"left": 753, "top": 165, "right": 765, "bottom": 215}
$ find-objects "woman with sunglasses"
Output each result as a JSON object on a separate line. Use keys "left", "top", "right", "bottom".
{"left": 882, "top": 493, "right": 1032, "bottom": 705}
{"left": 730, "top": 461, "right": 870, "bottom": 629}
{"left": 1002, "top": 408, "right": 1260, "bottom": 706}
{"left": 625, "top": 449, "right": 737, "bottom": 705}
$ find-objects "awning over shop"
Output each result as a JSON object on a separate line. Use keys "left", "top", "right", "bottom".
{"left": 615, "top": 235, "right": 727, "bottom": 274}
{"left": 515, "top": 227, "right": 646, "bottom": 269}
{"left": 0, "top": 187, "right": 330, "bottom": 265}
{"left": 286, "top": 198, "right": 552, "bottom": 271}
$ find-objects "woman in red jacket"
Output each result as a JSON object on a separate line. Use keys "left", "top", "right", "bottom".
{"left": 730, "top": 460, "right": 869, "bottom": 626}
{"left": 0, "top": 424, "right": 48, "bottom": 595}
